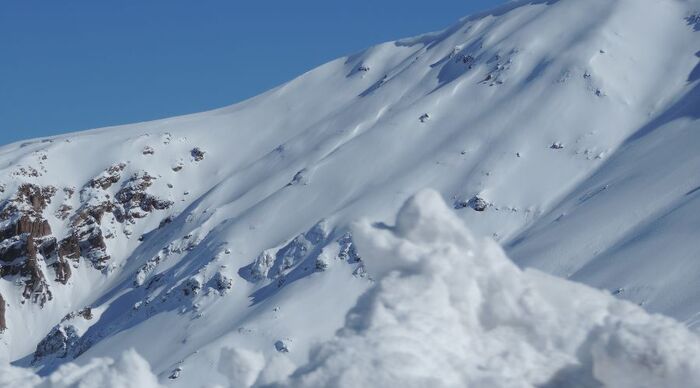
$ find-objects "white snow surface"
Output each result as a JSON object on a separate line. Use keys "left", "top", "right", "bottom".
{"left": 1, "top": 0, "right": 700, "bottom": 386}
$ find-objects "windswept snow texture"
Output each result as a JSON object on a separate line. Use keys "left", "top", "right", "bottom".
{"left": 1, "top": 0, "right": 700, "bottom": 385}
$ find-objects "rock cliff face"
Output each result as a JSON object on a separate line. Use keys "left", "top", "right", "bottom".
{"left": 0, "top": 168, "right": 173, "bottom": 307}
{"left": 0, "top": 184, "right": 57, "bottom": 306}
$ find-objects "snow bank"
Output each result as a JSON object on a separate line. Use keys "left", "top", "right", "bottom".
{"left": 276, "top": 190, "right": 700, "bottom": 388}
{"left": 0, "top": 350, "right": 161, "bottom": 388}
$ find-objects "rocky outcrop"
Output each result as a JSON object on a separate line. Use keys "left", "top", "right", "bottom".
{"left": 191, "top": 147, "right": 206, "bottom": 161}
{"left": 0, "top": 293, "right": 6, "bottom": 332}
{"left": 61, "top": 307, "right": 93, "bottom": 323}
{"left": 114, "top": 172, "right": 173, "bottom": 222}
{"left": 54, "top": 257, "right": 72, "bottom": 284}
{"left": 238, "top": 220, "right": 370, "bottom": 285}
{"left": 0, "top": 184, "right": 57, "bottom": 306}
{"left": 61, "top": 169, "right": 172, "bottom": 270}
{"left": 21, "top": 245, "right": 52, "bottom": 306}
{"left": 33, "top": 307, "right": 94, "bottom": 363}
{"left": 0, "top": 163, "right": 175, "bottom": 334}
{"left": 89, "top": 163, "right": 126, "bottom": 190}
{"left": 33, "top": 324, "right": 81, "bottom": 363}
{"left": 0, "top": 216, "right": 51, "bottom": 242}
{"left": 454, "top": 195, "right": 490, "bottom": 211}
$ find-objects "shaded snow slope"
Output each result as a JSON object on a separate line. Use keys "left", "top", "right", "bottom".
{"left": 0, "top": 0, "right": 699, "bottom": 385}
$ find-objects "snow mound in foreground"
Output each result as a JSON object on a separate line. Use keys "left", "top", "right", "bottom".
{"left": 3, "top": 190, "right": 700, "bottom": 387}
{"left": 280, "top": 190, "right": 700, "bottom": 388}
{"left": 0, "top": 350, "right": 160, "bottom": 388}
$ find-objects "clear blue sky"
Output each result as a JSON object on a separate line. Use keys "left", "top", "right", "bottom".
{"left": 0, "top": 0, "right": 504, "bottom": 146}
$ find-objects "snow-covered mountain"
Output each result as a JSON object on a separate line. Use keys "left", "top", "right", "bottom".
{"left": 1, "top": 0, "right": 699, "bottom": 386}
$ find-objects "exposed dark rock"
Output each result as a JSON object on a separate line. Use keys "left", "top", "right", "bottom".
{"left": 182, "top": 278, "right": 202, "bottom": 297}
{"left": 58, "top": 234, "right": 81, "bottom": 261}
{"left": 315, "top": 258, "right": 328, "bottom": 271}
{"left": 21, "top": 242, "right": 52, "bottom": 306}
{"left": 63, "top": 187, "right": 75, "bottom": 199}
{"left": 288, "top": 169, "right": 310, "bottom": 186}
{"left": 0, "top": 184, "right": 57, "bottom": 306}
{"left": 159, "top": 216, "right": 174, "bottom": 228}
{"left": 191, "top": 147, "right": 206, "bottom": 162}
{"left": 169, "top": 367, "right": 183, "bottom": 380}
{"left": 55, "top": 204, "right": 73, "bottom": 220}
{"left": 0, "top": 293, "right": 6, "bottom": 332}
{"left": 274, "top": 340, "right": 289, "bottom": 353}
{"left": 38, "top": 237, "right": 57, "bottom": 258}
{"left": 142, "top": 146, "right": 155, "bottom": 155}
{"left": 78, "top": 226, "right": 109, "bottom": 269}
{"left": 114, "top": 172, "right": 173, "bottom": 221}
{"left": 61, "top": 307, "right": 93, "bottom": 323}
{"left": 550, "top": 142, "right": 564, "bottom": 150}
{"left": 0, "top": 235, "right": 30, "bottom": 263}
{"left": 454, "top": 195, "right": 489, "bottom": 211}
{"left": 89, "top": 163, "right": 126, "bottom": 190}
{"left": 33, "top": 324, "right": 80, "bottom": 363}
{"left": 14, "top": 184, "right": 56, "bottom": 214}
{"left": 0, "top": 216, "right": 52, "bottom": 242}
{"left": 469, "top": 196, "right": 489, "bottom": 211}
{"left": 211, "top": 271, "right": 233, "bottom": 293}
{"left": 54, "top": 257, "right": 72, "bottom": 284}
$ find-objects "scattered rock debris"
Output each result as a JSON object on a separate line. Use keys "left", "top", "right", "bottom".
{"left": 454, "top": 195, "right": 490, "bottom": 212}
{"left": 550, "top": 142, "right": 564, "bottom": 150}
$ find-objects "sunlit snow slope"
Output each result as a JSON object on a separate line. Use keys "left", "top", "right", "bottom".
{"left": 0, "top": 0, "right": 699, "bottom": 385}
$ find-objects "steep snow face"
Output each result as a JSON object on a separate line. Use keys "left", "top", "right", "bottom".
{"left": 0, "top": 0, "right": 699, "bottom": 384}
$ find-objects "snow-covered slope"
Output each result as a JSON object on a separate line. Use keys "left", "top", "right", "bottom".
{"left": 0, "top": 0, "right": 699, "bottom": 385}
{"left": 4, "top": 190, "right": 700, "bottom": 387}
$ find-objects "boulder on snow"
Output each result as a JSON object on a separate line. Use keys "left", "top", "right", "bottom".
{"left": 191, "top": 147, "right": 206, "bottom": 162}
{"left": 274, "top": 340, "right": 290, "bottom": 353}
{"left": 454, "top": 195, "right": 489, "bottom": 211}
{"left": 550, "top": 142, "right": 564, "bottom": 150}
{"left": 211, "top": 271, "right": 233, "bottom": 293}
{"left": 182, "top": 278, "right": 202, "bottom": 297}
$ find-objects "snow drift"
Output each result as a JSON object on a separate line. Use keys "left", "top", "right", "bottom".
{"left": 278, "top": 190, "right": 700, "bottom": 388}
